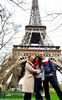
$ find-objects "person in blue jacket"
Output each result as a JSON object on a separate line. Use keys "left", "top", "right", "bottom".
{"left": 39, "top": 52, "right": 62, "bottom": 100}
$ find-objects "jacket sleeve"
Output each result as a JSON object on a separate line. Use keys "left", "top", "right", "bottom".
{"left": 41, "top": 65, "right": 45, "bottom": 80}
{"left": 49, "top": 58, "right": 56, "bottom": 74}
{"left": 26, "top": 63, "right": 40, "bottom": 74}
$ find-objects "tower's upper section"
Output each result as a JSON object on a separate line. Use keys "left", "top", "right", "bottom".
{"left": 29, "top": 0, "right": 42, "bottom": 26}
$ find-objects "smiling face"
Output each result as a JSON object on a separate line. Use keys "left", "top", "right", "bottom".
{"left": 39, "top": 52, "right": 44, "bottom": 60}
{"left": 35, "top": 57, "right": 39, "bottom": 62}
{"left": 28, "top": 56, "right": 34, "bottom": 62}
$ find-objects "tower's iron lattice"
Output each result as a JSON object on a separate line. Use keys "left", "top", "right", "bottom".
{"left": 29, "top": 0, "right": 41, "bottom": 25}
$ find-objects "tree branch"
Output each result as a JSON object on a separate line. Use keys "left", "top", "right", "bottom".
{"left": 10, "top": 0, "right": 27, "bottom": 11}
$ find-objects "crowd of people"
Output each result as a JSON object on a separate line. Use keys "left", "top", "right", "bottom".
{"left": 22, "top": 52, "right": 62, "bottom": 100}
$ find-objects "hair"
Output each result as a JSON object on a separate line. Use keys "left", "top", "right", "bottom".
{"left": 33, "top": 56, "right": 39, "bottom": 63}
{"left": 33, "top": 56, "right": 42, "bottom": 67}
{"left": 28, "top": 55, "right": 32, "bottom": 59}
{"left": 39, "top": 52, "right": 44, "bottom": 55}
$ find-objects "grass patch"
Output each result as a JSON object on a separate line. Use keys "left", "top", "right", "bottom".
{"left": 0, "top": 94, "right": 59, "bottom": 100}
{"left": 0, "top": 91, "right": 60, "bottom": 100}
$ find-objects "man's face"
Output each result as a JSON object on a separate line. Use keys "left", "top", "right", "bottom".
{"left": 39, "top": 53, "right": 44, "bottom": 59}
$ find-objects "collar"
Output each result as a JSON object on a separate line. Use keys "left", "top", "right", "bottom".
{"left": 42, "top": 57, "right": 45, "bottom": 61}
{"left": 27, "top": 60, "right": 34, "bottom": 67}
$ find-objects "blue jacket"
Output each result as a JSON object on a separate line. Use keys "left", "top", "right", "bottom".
{"left": 42, "top": 57, "right": 56, "bottom": 76}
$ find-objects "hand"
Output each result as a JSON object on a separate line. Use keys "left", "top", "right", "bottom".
{"left": 40, "top": 70, "right": 42, "bottom": 72}
{"left": 38, "top": 70, "right": 41, "bottom": 73}
{"left": 49, "top": 73, "right": 54, "bottom": 76}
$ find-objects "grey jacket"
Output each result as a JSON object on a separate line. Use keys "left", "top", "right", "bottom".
{"left": 35, "top": 64, "right": 45, "bottom": 80}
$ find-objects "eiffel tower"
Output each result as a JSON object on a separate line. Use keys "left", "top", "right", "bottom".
{"left": 0, "top": 0, "right": 62, "bottom": 90}
{"left": 13, "top": 0, "right": 61, "bottom": 57}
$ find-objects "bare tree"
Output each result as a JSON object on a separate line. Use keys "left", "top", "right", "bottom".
{"left": 41, "top": 12, "right": 62, "bottom": 31}
{"left": 0, "top": 0, "right": 30, "bottom": 64}
{"left": 7, "top": 0, "right": 29, "bottom": 11}
{"left": 0, "top": 4, "right": 21, "bottom": 63}
{"left": 0, "top": 5, "right": 21, "bottom": 50}
{"left": 10, "top": 0, "right": 27, "bottom": 10}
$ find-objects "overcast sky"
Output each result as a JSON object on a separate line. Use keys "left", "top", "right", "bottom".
{"left": 1, "top": 0, "right": 62, "bottom": 47}
{"left": 0, "top": 0, "right": 62, "bottom": 83}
